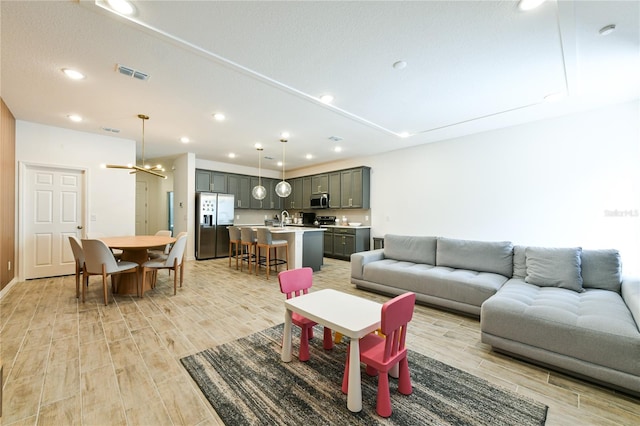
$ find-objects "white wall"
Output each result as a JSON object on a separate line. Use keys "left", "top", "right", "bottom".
{"left": 172, "top": 153, "right": 195, "bottom": 260}
{"left": 360, "top": 100, "right": 640, "bottom": 275}
{"left": 136, "top": 168, "right": 174, "bottom": 235}
{"left": 16, "top": 121, "right": 136, "bottom": 237}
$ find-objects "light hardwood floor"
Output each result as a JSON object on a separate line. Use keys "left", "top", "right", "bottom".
{"left": 1, "top": 257, "right": 638, "bottom": 425}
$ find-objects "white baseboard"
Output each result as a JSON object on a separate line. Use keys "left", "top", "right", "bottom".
{"left": 0, "top": 277, "right": 19, "bottom": 299}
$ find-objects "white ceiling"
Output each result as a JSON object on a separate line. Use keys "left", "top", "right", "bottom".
{"left": 2, "top": 0, "right": 639, "bottom": 171}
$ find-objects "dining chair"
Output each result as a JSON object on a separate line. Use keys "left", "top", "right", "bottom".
{"left": 86, "top": 231, "right": 122, "bottom": 259}
{"left": 278, "top": 267, "right": 333, "bottom": 361}
{"left": 68, "top": 236, "right": 84, "bottom": 299}
{"left": 228, "top": 226, "right": 241, "bottom": 269}
{"left": 154, "top": 231, "right": 187, "bottom": 284}
{"left": 148, "top": 230, "right": 172, "bottom": 260}
{"left": 341, "top": 292, "right": 416, "bottom": 417}
{"left": 81, "top": 239, "right": 139, "bottom": 305}
{"left": 239, "top": 227, "right": 257, "bottom": 273}
{"left": 255, "top": 227, "right": 288, "bottom": 280}
{"left": 140, "top": 234, "right": 188, "bottom": 296}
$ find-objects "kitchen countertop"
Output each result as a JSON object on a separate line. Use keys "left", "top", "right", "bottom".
{"left": 320, "top": 225, "right": 371, "bottom": 229}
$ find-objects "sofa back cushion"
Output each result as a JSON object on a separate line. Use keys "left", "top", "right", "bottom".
{"left": 581, "top": 249, "right": 622, "bottom": 293}
{"left": 383, "top": 234, "right": 437, "bottom": 265}
{"left": 524, "top": 247, "right": 583, "bottom": 292}
{"left": 436, "top": 237, "right": 514, "bottom": 277}
{"left": 512, "top": 245, "right": 527, "bottom": 279}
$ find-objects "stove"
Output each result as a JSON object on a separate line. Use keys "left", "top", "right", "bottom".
{"left": 316, "top": 215, "right": 336, "bottom": 226}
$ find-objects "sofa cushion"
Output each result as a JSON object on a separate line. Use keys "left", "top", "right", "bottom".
{"left": 383, "top": 235, "right": 437, "bottom": 265}
{"left": 436, "top": 237, "right": 513, "bottom": 277}
{"left": 525, "top": 246, "right": 583, "bottom": 292}
{"left": 362, "top": 260, "right": 507, "bottom": 307}
{"left": 481, "top": 279, "right": 640, "bottom": 377}
{"left": 581, "top": 249, "right": 622, "bottom": 293}
{"left": 512, "top": 245, "right": 527, "bottom": 279}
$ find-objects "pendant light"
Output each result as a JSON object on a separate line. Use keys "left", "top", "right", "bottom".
{"left": 275, "top": 136, "right": 292, "bottom": 198}
{"left": 252, "top": 145, "right": 266, "bottom": 200}
{"left": 106, "top": 114, "right": 167, "bottom": 178}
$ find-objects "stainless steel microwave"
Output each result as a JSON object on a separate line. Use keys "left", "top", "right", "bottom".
{"left": 310, "top": 193, "right": 329, "bottom": 209}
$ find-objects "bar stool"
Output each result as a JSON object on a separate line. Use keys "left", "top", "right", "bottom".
{"left": 228, "top": 226, "right": 241, "bottom": 269}
{"left": 255, "top": 228, "right": 288, "bottom": 280}
{"left": 239, "top": 227, "right": 257, "bottom": 273}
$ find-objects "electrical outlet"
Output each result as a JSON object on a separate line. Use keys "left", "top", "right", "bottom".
{"left": 236, "top": 215, "right": 240, "bottom": 220}
{"left": 8, "top": 261, "right": 11, "bottom": 271}
{"left": 365, "top": 215, "right": 369, "bottom": 221}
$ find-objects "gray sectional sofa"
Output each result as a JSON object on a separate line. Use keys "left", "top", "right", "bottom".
{"left": 350, "top": 234, "right": 640, "bottom": 396}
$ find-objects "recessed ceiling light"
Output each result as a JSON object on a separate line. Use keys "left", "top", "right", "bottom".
{"left": 254, "top": 142, "right": 263, "bottom": 149}
{"left": 106, "top": 0, "right": 135, "bottom": 15}
{"left": 319, "top": 94, "right": 334, "bottom": 104}
{"left": 61, "top": 68, "right": 85, "bottom": 80}
{"left": 334, "top": 146, "right": 342, "bottom": 153}
{"left": 280, "top": 131, "right": 290, "bottom": 139}
{"left": 518, "top": 0, "right": 545, "bottom": 11}
{"left": 180, "top": 137, "right": 190, "bottom": 143}
{"left": 398, "top": 132, "right": 411, "bottom": 138}
{"left": 305, "top": 154, "right": 313, "bottom": 160}
{"left": 213, "top": 113, "right": 226, "bottom": 121}
{"left": 277, "top": 161, "right": 283, "bottom": 167}
{"left": 228, "top": 153, "right": 236, "bottom": 159}
{"left": 392, "top": 60, "right": 407, "bottom": 70}
{"left": 599, "top": 24, "right": 616, "bottom": 36}
{"left": 68, "top": 114, "right": 82, "bottom": 122}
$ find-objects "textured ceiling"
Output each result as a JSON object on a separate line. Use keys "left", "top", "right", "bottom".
{"left": 1, "top": 0, "right": 638, "bottom": 171}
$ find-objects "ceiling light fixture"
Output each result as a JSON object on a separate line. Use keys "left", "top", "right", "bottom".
{"left": 319, "top": 94, "right": 334, "bottom": 104}
{"left": 275, "top": 136, "right": 292, "bottom": 198}
{"left": 180, "top": 137, "right": 190, "bottom": 143}
{"left": 398, "top": 131, "right": 411, "bottom": 138}
{"left": 305, "top": 154, "right": 313, "bottom": 160}
{"left": 62, "top": 68, "right": 85, "bottom": 80}
{"left": 106, "top": 0, "right": 135, "bottom": 15}
{"left": 518, "top": 0, "right": 546, "bottom": 11}
{"left": 213, "top": 113, "right": 226, "bottom": 121}
{"left": 334, "top": 146, "right": 342, "bottom": 153}
{"left": 106, "top": 114, "right": 167, "bottom": 179}
{"left": 252, "top": 146, "right": 266, "bottom": 200}
{"left": 67, "top": 114, "right": 82, "bottom": 122}
{"left": 599, "top": 24, "right": 616, "bottom": 36}
{"left": 228, "top": 153, "right": 236, "bottom": 159}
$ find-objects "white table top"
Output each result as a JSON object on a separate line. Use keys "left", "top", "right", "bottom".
{"left": 284, "top": 289, "right": 381, "bottom": 338}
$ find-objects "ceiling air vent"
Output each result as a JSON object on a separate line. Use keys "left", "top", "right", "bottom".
{"left": 328, "top": 136, "right": 343, "bottom": 142}
{"left": 102, "top": 127, "right": 121, "bottom": 133}
{"left": 116, "top": 64, "right": 150, "bottom": 81}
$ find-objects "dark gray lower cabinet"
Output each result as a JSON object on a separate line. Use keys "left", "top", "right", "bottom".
{"left": 323, "top": 227, "right": 370, "bottom": 260}
{"left": 302, "top": 231, "right": 324, "bottom": 271}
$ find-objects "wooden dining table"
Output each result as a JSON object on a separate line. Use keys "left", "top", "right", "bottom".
{"left": 100, "top": 235, "right": 176, "bottom": 296}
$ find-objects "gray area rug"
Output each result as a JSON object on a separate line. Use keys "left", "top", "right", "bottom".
{"left": 180, "top": 324, "right": 547, "bottom": 425}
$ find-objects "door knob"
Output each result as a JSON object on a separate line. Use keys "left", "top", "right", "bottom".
{"left": 77, "top": 225, "right": 83, "bottom": 229}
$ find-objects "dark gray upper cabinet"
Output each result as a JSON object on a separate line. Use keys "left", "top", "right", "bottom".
{"left": 227, "top": 174, "right": 251, "bottom": 209}
{"left": 340, "top": 167, "right": 370, "bottom": 209}
{"left": 311, "top": 174, "right": 329, "bottom": 194}
{"left": 328, "top": 172, "right": 341, "bottom": 209}
{"left": 196, "top": 169, "right": 227, "bottom": 193}
{"left": 302, "top": 177, "right": 312, "bottom": 209}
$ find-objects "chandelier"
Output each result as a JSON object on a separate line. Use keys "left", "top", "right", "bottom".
{"left": 106, "top": 114, "right": 166, "bottom": 179}
{"left": 252, "top": 145, "right": 266, "bottom": 200}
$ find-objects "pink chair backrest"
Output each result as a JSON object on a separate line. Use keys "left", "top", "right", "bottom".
{"left": 380, "top": 292, "right": 416, "bottom": 362}
{"left": 278, "top": 267, "right": 313, "bottom": 299}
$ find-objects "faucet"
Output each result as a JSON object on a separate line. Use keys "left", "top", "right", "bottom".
{"left": 280, "top": 210, "right": 290, "bottom": 227}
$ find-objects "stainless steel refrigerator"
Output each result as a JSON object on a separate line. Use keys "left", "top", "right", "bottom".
{"left": 195, "top": 193, "right": 235, "bottom": 260}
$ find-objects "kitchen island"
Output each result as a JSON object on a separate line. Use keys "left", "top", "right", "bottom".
{"left": 244, "top": 226, "right": 326, "bottom": 271}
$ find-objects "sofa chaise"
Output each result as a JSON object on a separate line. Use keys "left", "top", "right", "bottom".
{"left": 350, "top": 234, "right": 640, "bottom": 396}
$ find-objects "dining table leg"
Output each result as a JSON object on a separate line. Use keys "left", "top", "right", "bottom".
{"left": 347, "top": 340, "right": 363, "bottom": 412}
{"left": 281, "top": 308, "right": 293, "bottom": 362}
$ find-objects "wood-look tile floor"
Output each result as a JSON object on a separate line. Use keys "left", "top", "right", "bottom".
{"left": 1, "top": 257, "right": 638, "bottom": 425}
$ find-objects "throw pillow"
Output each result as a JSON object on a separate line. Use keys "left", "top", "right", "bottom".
{"left": 525, "top": 246, "right": 583, "bottom": 292}
{"left": 581, "top": 249, "right": 622, "bottom": 293}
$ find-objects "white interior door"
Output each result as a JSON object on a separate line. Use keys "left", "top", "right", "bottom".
{"left": 135, "top": 180, "right": 148, "bottom": 235}
{"left": 24, "top": 165, "right": 85, "bottom": 279}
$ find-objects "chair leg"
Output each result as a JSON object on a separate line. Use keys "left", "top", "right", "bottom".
{"left": 173, "top": 258, "right": 178, "bottom": 295}
{"left": 323, "top": 327, "right": 333, "bottom": 350}
{"left": 376, "top": 371, "right": 392, "bottom": 418}
{"left": 180, "top": 259, "right": 184, "bottom": 288}
{"left": 299, "top": 325, "right": 310, "bottom": 362}
{"left": 228, "top": 241, "right": 232, "bottom": 267}
{"left": 397, "top": 356, "right": 412, "bottom": 395}
{"left": 82, "top": 269, "right": 87, "bottom": 303}
{"left": 341, "top": 347, "right": 350, "bottom": 394}
{"left": 284, "top": 244, "right": 289, "bottom": 270}
{"left": 102, "top": 267, "right": 108, "bottom": 306}
{"left": 75, "top": 264, "right": 80, "bottom": 298}
{"left": 265, "top": 247, "right": 271, "bottom": 280}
